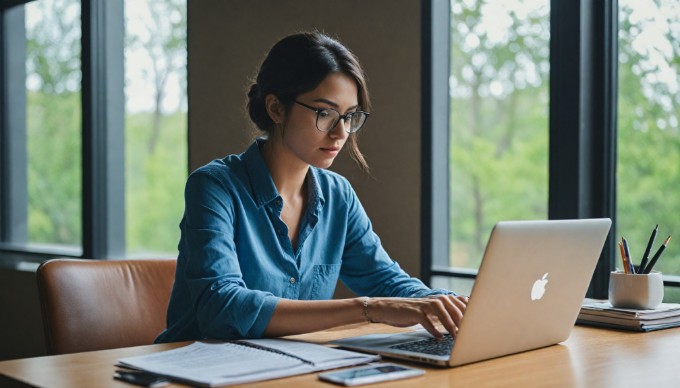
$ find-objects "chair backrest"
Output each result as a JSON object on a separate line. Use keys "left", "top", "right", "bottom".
{"left": 37, "top": 258, "right": 176, "bottom": 355}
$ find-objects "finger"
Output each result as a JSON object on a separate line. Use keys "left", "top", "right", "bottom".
{"left": 428, "top": 295, "right": 464, "bottom": 328}
{"left": 429, "top": 310, "right": 460, "bottom": 339}
{"left": 450, "top": 295, "right": 468, "bottom": 314}
{"left": 428, "top": 299, "right": 458, "bottom": 336}
{"left": 419, "top": 314, "right": 443, "bottom": 339}
{"left": 438, "top": 297, "right": 465, "bottom": 328}
{"left": 431, "top": 293, "right": 467, "bottom": 307}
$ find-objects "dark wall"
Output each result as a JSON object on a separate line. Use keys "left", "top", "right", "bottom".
{"left": 0, "top": 265, "right": 46, "bottom": 360}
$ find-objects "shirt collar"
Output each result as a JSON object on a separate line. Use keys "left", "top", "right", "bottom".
{"left": 243, "top": 139, "right": 326, "bottom": 211}
{"left": 243, "top": 139, "right": 280, "bottom": 208}
{"left": 306, "top": 167, "right": 326, "bottom": 212}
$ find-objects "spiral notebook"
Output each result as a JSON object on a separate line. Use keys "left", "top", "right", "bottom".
{"left": 117, "top": 339, "right": 379, "bottom": 387}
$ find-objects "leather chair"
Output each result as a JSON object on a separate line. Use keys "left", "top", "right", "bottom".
{"left": 37, "top": 258, "right": 176, "bottom": 355}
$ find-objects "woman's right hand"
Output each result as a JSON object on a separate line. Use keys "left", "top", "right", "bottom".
{"left": 365, "top": 295, "right": 469, "bottom": 339}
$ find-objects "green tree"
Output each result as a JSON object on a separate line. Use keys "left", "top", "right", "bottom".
{"left": 125, "top": 111, "right": 186, "bottom": 255}
{"left": 449, "top": 1, "right": 550, "bottom": 267}
{"left": 125, "top": 0, "right": 187, "bottom": 256}
{"left": 25, "top": 0, "right": 82, "bottom": 246}
{"left": 449, "top": 1, "right": 680, "bottom": 283}
{"left": 617, "top": 0, "right": 680, "bottom": 275}
{"left": 24, "top": 0, "right": 188, "bottom": 256}
{"left": 126, "top": 0, "right": 187, "bottom": 153}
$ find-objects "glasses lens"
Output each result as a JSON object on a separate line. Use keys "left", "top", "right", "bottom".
{"left": 348, "top": 112, "right": 368, "bottom": 133}
{"left": 316, "top": 109, "right": 340, "bottom": 132}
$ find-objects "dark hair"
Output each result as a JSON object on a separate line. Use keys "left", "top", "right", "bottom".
{"left": 246, "top": 31, "right": 371, "bottom": 172}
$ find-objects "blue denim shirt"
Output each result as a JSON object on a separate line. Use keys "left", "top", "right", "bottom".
{"left": 155, "top": 139, "right": 452, "bottom": 343}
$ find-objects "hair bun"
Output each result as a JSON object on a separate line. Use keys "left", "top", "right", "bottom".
{"left": 248, "top": 83, "right": 261, "bottom": 100}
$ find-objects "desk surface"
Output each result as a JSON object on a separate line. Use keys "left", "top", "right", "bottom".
{"left": 1, "top": 324, "right": 680, "bottom": 387}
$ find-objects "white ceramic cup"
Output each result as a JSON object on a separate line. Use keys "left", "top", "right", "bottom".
{"left": 608, "top": 271, "right": 664, "bottom": 310}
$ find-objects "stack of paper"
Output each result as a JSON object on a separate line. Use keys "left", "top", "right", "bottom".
{"left": 577, "top": 300, "right": 680, "bottom": 332}
{"left": 118, "top": 339, "right": 379, "bottom": 387}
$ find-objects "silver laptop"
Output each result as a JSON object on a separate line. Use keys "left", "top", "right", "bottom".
{"left": 332, "top": 218, "right": 612, "bottom": 367}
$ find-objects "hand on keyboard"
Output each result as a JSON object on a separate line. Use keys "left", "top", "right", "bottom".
{"left": 364, "top": 295, "right": 468, "bottom": 339}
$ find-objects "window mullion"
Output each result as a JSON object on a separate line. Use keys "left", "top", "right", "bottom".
{"left": 549, "top": 0, "right": 618, "bottom": 298}
{"left": 81, "top": 0, "right": 125, "bottom": 259}
{"left": 421, "top": 0, "right": 450, "bottom": 286}
{"left": 0, "top": 5, "right": 28, "bottom": 244}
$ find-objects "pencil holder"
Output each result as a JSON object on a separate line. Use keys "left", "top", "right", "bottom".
{"left": 608, "top": 271, "right": 664, "bottom": 310}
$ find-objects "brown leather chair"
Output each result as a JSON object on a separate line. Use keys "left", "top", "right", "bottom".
{"left": 36, "top": 258, "right": 176, "bottom": 355}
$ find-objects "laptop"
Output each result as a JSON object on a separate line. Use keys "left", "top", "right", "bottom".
{"left": 332, "top": 218, "right": 612, "bottom": 367}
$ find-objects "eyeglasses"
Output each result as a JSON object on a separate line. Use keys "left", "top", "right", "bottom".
{"left": 294, "top": 100, "right": 369, "bottom": 134}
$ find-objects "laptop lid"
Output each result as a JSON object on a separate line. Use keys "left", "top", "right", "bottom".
{"left": 331, "top": 218, "right": 611, "bottom": 367}
{"left": 448, "top": 218, "right": 611, "bottom": 366}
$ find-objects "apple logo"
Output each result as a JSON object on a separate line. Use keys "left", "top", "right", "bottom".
{"left": 531, "top": 273, "right": 549, "bottom": 301}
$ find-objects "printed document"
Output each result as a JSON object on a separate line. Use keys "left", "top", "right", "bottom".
{"left": 118, "top": 339, "right": 379, "bottom": 386}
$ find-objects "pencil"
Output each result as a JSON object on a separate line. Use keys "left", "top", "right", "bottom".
{"left": 618, "top": 241, "right": 628, "bottom": 274}
{"left": 622, "top": 237, "right": 635, "bottom": 274}
{"left": 639, "top": 224, "right": 658, "bottom": 274}
{"left": 643, "top": 235, "right": 671, "bottom": 274}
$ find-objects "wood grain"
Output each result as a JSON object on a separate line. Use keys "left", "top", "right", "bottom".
{"left": 1, "top": 325, "right": 680, "bottom": 387}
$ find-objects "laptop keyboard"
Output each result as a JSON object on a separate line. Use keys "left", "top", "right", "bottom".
{"left": 389, "top": 333, "right": 454, "bottom": 356}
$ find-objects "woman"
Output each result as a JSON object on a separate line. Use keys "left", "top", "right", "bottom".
{"left": 156, "top": 31, "right": 467, "bottom": 344}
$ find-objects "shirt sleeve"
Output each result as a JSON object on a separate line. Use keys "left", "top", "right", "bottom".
{"left": 338, "top": 182, "right": 455, "bottom": 298}
{"left": 181, "top": 170, "right": 280, "bottom": 339}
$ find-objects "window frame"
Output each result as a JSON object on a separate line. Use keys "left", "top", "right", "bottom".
{"left": 0, "top": 0, "right": 125, "bottom": 262}
{"left": 0, "top": 4, "right": 28, "bottom": 247}
{"left": 547, "top": 0, "right": 619, "bottom": 297}
{"left": 420, "top": 0, "right": 451, "bottom": 284}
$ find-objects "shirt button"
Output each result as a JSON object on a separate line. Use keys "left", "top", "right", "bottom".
{"left": 289, "top": 277, "right": 296, "bottom": 284}
{"left": 277, "top": 199, "right": 282, "bottom": 206}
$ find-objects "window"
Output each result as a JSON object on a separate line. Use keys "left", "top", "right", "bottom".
{"left": 427, "top": 0, "right": 680, "bottom": 301}
{"left": 617, "top": 0, "right": 680, "bottom": 299}
{"left": 0, "top": 0, "right": 187, "bottom": 261}
{"left": 25, "top": 0, "right": 82, "bottom": 252}
{"left": 124, "top": 0, "right": 187, "bottom": 256}
{"left": 424, "top": 0, "right": 680, "bottom": 301}
{"left": 432, "top": 0, "right": 550, "bottom": 295}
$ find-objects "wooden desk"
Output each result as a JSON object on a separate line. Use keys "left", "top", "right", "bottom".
{"left": 1, "top": 324, "right": 680, "bottom": 387}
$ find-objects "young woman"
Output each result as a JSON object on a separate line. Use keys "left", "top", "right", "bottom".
{"left": 155, "top": 31, "right": 467, "bottom": 344}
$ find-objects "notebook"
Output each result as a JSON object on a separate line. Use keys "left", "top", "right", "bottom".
{"left": 332, "top": 218, "right": 612, "bottom": 367}
{"left": 117, "top": 339, "right": 380, "bottom": 387}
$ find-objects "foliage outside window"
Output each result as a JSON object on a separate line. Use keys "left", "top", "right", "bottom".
{"left": 19, "top": 0, "right": 187, "bottom": 257}
{"left": 25, "top": 0, "right": 82, "bottom": 250}
{"left": 448, "top": 0, "right": 549, "bottom": 271}
{"left": 124, "top": 0, "right": 187, "bottom": 257}
{"left": 617, "top": 1, "right": 679, "bottom": 278}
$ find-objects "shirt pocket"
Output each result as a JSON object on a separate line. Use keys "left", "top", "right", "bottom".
{"left": 310, "top": 264, "right": 341, "bottom": 300}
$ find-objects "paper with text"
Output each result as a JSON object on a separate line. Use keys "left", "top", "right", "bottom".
{"left": 118, "top": 339, "right": 379, "bottom": 387}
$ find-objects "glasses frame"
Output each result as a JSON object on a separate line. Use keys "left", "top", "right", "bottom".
{"left": 293, "top": 100, "right": 370, "bottom": 133}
